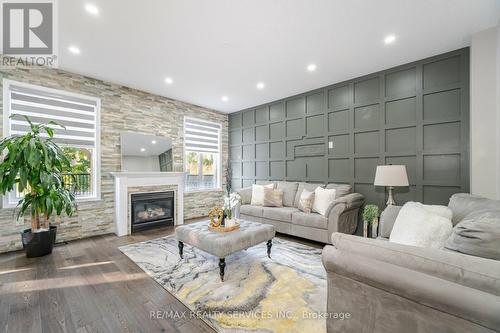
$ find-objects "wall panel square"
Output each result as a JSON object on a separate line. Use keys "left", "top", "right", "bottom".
{"left": 255, "top": 143, "right": 268, "bottom": 159}
{"left": 355, "top": 104, "right": 380, "bottom": 129}
{"left": 255, "top": 107, "right": 268, "bottom": 123}
{"left": 242, "top": 128, "right": 254, "bottom": 143}
{"left": 329, "top": 134, "right": 350, "bottom": 155}
{"left": 231, "top": 162, "right": 241, "bottom": 178}
{"left": 328, "top": 85, "right": 351, "bottom": 109}
{"left": 269, "top": 122, "right": 284, "bottom": 139}
{"left": 255, "top": 125, "right": 269, "bottom": 141}
{"left": 242, "top": 162, "right": 255, "bottom": 178}
{"left": 270, "top": 103, "right": 285, "bottom": 121}
{"left": 423, "top": 186, "right": 461, "bottom": 205}
{"left": 354, "top": 157, "right": 379, "bottom": 182}
{"left": 242, "top": 110, "right": 254, "bottom": 127}
{"left": 423, "top": 154, "right": 460, "bottom": 182}
{"left": 354, "top": 77, "right": 380, "bottom": 104}
{"left": 385, "top": 97, "right": 416, "bottom": 126}
{"left": 242, "top": 179, "right": 254, "bottom": 188}
{"left": 230, "top": 129, "right": 241, "bottom": 144}
{"left": 286, "top": 159, "right": 306, "bottom": 179}
{"left": 354, "top": 183, "right": 383, "bottom": 207}
{"left": 423, "top": 89, "right": 460, "bottom": 120}
{"left": 306, "top": 92, "right": 324, "bottom": 115}
{"left": 270, "top": 142, "right": 285, "bottom": 159}
{"left": 423, "top": 122, "right": 460, "bottom": 151}
{"left": 242, "top": 144, "right": 255, "bottom": 160}
{"left": 329, "top": 158, "right": 351, "bottom": 181}
{"left": 270, "top": 161, "right": 284, "bottom": 179}
{"left": 255, "top": 161, "right": 268, "bottom": 178}
{"left": 286, "top": 118, "right": 305, "bottom": 138}
{"left": 306, "top": 115, "right": 325, "bottom": 136}
{"left": 230, "top": 146, "right": 242, "bottom": 160}
{"left": 229, "top": 113, "right": 242, "bottom": 128}
{"left": 385, "top": 67, "right": 416, "bottom": 96}
{"left": 354, "top": 131, "right": 379, "bottom": 154}
{"left": 385, "top": 127, "right": 416, "bottom": 153}
{"left": 328, "top": 110, "right": 349, "bottom": 132}
{"left": 286, "top": 97, "right": 305, "bottom": 118}
{"left": 423, "top": 56, "right": 460, "bottom": 89}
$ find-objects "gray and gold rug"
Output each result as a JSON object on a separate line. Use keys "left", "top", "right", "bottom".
{"left": 119, "top": 235, "right": 326, "bottom": 333}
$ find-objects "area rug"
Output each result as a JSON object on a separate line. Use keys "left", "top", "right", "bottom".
{"left": 119, "top": 235, "right": 327, "bottom": 333}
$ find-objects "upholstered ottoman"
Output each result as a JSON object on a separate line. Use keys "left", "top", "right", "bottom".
{"left": 175, "top": 220, "right": 275, "bottom": 281}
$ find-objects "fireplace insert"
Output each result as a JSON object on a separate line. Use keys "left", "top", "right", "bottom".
{"left": 131, "top": 191, "right": 174, "bottom": 232}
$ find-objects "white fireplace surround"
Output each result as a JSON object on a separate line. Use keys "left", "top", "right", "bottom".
{"left": 110, "top": 172, "right": 184, "bottom": 236}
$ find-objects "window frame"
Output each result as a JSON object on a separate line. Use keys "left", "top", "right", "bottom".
{"left": 183, "top": 116, "right": 222, "bottom": 193}
{"left": 2, "top": 79, "right": 101, "bottom": 207}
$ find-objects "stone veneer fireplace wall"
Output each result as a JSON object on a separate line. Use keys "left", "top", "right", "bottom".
{"left": 0, "top": 59, "right": 228, "bottom": 253}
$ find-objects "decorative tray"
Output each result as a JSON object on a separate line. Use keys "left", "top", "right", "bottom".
{"left": 208, "top": 222, "right": 240, "bottom": 233}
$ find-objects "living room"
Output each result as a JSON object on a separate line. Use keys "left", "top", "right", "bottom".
{"left": 0, "top": 1, "right": 499, "bottom": 332}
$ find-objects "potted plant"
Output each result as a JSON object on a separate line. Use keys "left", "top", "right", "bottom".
{"left": 362, "top": 204, "right": 380, "bottom": 238}
{"left": 0, "top": 116, "right": 77, "bottom": 257}
{"left": 223, "top": 192, "right": 241, "bottom": 226}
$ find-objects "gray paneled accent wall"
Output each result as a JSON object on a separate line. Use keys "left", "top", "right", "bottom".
{"left": 229, "top": 48, "right": 469, "bottom": 207}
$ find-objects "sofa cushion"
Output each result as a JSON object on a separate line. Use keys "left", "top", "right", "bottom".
{"left": 240, "top": 204, "right": 264, "bottom": 217}
{"left": 448, "top": 193, "right": 500, "bottom": 225}
{"left": 445, "top": 210, "right": 500, "bottom": 260}
{"left": 238, "top": 186, "right": 252, "bottom": 205}
{"left": 294, "top": 182, "right": 324, "bottom": 207}
{"left": 262, "top": 207, "right": 298, "bottom": 222}
{"left": 326, "top": 183, "right": 352, "bottom": 198}
{"left": 312, "top": 187, "right": 337, "bottom": 216}
{"left": 292, "top": 211, "right": 328, "bottom": 229}
{"left": 276, "top": 181, "right": 299, "bottom": 207}
{"left": 263, "top": 188, "right": 283, "bottom": 207}
{"left": 390, "top": 202, "right": 453, "bottom": 248}
{"left": 251, "top": 184, "right": 274, "bottom": 206}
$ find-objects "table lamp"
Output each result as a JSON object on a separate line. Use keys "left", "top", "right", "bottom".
{"left": 374, "top": 165, "right": 409, "bottom": 206}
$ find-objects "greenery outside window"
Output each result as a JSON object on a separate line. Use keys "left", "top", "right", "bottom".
{"left": 184, "top": 117, "right": 221, "bottom": 192}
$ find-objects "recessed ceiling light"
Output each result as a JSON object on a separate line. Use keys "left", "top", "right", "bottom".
{"left": 307, "top": 63, "right": 317, "bottom": 72}
{"left": 68, "top": 46, "right": 81, "bottom": 54}
{"left": 85, "top": 4, "right": 99, "bottom": 16}
{"left": 221, "top": 96, "right": 229, "bottom": 102}
{"left": 140, "top": 148, "right": 146, "bottom": 152}
{"left": 384, "top": 34, "right": 396, "bottom": 45}
{"left": 256, "top": 82, "right": 265, "bottom": 90}
{"left": 151, "top": 140, "right": 157, "bottom": 144}
{"left": 164, "top": 77, "right": 173, "bottom": 85}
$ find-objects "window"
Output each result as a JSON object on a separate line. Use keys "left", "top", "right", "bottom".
{"left": 184, "top": 117, "right": 221, "bottom": 192}
{"left": 3, "top": 79, "right": 100, "bottom": 205}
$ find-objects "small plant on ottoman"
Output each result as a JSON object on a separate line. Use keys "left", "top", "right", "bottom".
{"left": 0, "top": 116, "right": 77, "bottom": 257}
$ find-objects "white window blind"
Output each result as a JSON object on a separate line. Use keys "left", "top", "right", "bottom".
{"left": 5, "top": 82, "right": 98, "bottom": 147}
{"left": 184, "top": 117, "right": 221, "bottom": 153}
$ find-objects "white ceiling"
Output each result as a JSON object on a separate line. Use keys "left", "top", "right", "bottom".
{"left": 58, "top": 0, "right": 500, "bottom": 113}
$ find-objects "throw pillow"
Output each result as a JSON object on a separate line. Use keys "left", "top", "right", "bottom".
{"left": 263, "top": 188, "right": 284, "bottom": 207}
{"left": 389, "top": 202, "right": 453, "bottom": 248}
{"left": 445, "top": 210, "right": 500, "bottom": 260}
{"left": 298, "top": 189, "right": 314, "bottom": 213}
{"left": 238, "top": 187, "right": 252, "bottom": 205}
{"left": 251, "top": 184, "right": 274, "bottom": 206}
{"left": 312, "top": 187, "right": 337, "bottom": 216}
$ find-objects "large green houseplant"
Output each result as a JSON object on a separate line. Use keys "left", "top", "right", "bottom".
{"left": 0, "top": 116, "right": 77, "bottom": 257}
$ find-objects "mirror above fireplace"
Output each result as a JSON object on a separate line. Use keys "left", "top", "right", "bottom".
{"left": 120, "top": 132, "right": 173, "bottom": 172}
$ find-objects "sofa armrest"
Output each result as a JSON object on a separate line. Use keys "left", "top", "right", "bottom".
{"left": 323, "top": 234, "right": 500, "bottom": 330}
{"left": 326, "top": 193, "right": 364, "bottom": 235}
{"left": 378, "top": 205, "right": 402, "bottom": 238}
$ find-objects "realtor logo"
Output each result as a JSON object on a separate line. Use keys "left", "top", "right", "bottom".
{"left": 1, "top": 0, "right": 57, "bottom": 68}
{"left": 2, "top": 2, "right": 53, "bottom": 54}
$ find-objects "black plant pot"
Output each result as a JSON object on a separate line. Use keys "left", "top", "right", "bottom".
{"left": 21, "top": 226, "right": 57, "bottom": 258}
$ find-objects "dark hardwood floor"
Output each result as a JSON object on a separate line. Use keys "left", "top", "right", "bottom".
{"left": 0, "top": 220, "right": 324, "bottom": 333}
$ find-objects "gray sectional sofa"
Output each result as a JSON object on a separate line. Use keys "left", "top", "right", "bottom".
{"left": 322, "top": 193, "right": 500, "bottom": 333}
{"left": 237, "top": 181, "right": 364, "bottom": 243}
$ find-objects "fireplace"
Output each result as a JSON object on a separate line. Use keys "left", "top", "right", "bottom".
{"left": 131, "top": 191, "right": 174, "bottom": 232}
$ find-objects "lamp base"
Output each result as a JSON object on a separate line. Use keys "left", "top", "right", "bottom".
{"left": 386, "top": 187, "right": 396, "bottom": 206}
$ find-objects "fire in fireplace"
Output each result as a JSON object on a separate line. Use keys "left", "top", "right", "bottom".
{"left": 131, "top": 191, "right": 174, "bottom": 232}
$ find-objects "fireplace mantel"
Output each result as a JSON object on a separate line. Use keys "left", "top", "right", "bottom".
{"left": 110, "top": 172, "right": 185, "bottom": 236}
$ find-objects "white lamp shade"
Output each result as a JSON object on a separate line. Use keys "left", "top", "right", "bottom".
{"left": 374, "top": 165, "right": 409, "bottom": 187}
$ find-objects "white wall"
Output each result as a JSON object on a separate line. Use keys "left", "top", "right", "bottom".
{"left": 122, "top": 155, "right": 160, "bottom": 172}
{"left": 470, "top": 25, "right": 500, "bottom": 199}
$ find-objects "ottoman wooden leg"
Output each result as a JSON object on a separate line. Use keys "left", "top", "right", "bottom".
{"left": 178, "top": 241, "right": 184, "bottom": 259}
{"left": 267, "top": 239, "right": 272, "bottom": 258}
{"left": 219, "top": 258, "right": 226, "bottom": 282}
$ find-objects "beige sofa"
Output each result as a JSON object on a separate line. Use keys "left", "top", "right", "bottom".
{"left": 322, "top": 194, "right": 500, "bottom": 333}
{"left": 236, "top": 181, "right": 364, "bottom": 243}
